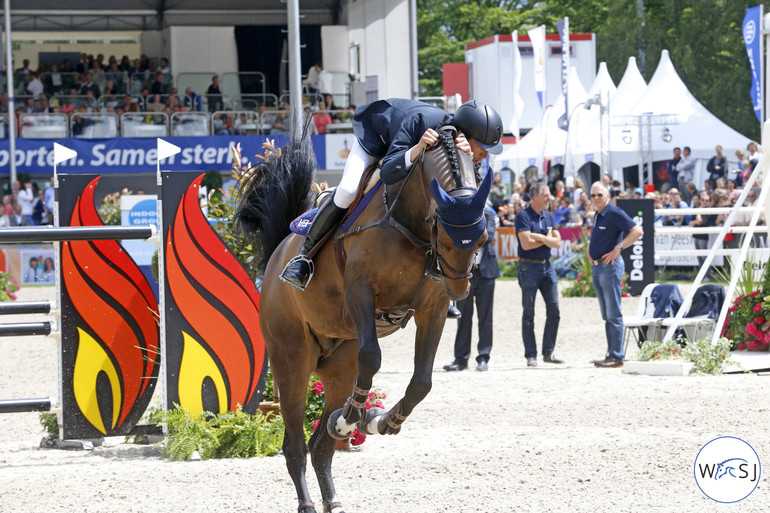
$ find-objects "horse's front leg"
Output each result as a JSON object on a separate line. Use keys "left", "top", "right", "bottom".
{"left": 376, "top": 306, "right": 447, "bottom": 435}
{"left": 327, "top": 284, "right": 380, "bottom": 440}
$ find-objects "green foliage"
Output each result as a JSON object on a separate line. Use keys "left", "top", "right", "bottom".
{"left": 161, "top": 405, "right": 284, "bottom": 461}
{"left": 39, "top": 412, "right": 58, "bottom": 441}
{"left": 499, "top": 258, "right": 517, "bottom": 277}
{"left": 0, "top": 272, "right": 20, "bottom": 301}
{"left": 561, "top": 239, "right": 595, "bottom": 297}
{"left": 262, "top": 366, "right": 275, "bottom": 402}
{"left": 97, "top": 189, "right": 132, "bottom": 225}
{"left": 125, "top": 402, "right": 164, "bottom": 444}
{"left": 305, "top": 375, "right": 326, "bottom": 437}
{"left": 634, "top": 336, "right": 736, "bottom": 375}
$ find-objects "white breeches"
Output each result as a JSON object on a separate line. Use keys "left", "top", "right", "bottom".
{"left": 333, "top": 139, "right": 378, "bottom": 208}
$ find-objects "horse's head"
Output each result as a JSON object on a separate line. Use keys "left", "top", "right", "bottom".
{"left": 422, "top": 127, "right": 492, "bottom": 300}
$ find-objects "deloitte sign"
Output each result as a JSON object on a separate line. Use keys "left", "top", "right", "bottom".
{"left": 617, "top": 199, "right": 654, "bottom": 296}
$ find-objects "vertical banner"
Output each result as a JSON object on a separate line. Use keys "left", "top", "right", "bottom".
{"left": 161, "top": 171, "right": 267, "bottom": 416}
{"left": 528, "top": 25, "right": 547, "bottom": 112}
{"left": 59, "top": 174, "right": 160, "bottom": 439}
{"left": 743, "top": 5, "right": 763, "bottom": 123}
{"left": 556, "top": 17, "right": 570, "bottom": 131}
{"left": 617, "top": 199, "right": 654, "bottom": 296}
{"left": 509, "top": 30, "right": 524, "bottom": 139}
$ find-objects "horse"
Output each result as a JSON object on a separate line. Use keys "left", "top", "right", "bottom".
{"left": 236, "top": 126, "right": 491, "bottom": 513}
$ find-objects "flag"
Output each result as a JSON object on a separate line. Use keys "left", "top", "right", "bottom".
{"left": 157, "top": 138, "right": 182, "bottom": 160}
{"left": 528, "top": 25, "right": 546, "bottom": 111}
{"left": 556, "top": 17, "right": 570, "bottom": 131}
{"left": 509, "top": 30, "right": 524, "bottom": 139}
{"left": 743, "top": 6, "right": 763, "bottom": 123}
{"left": 53, "top": 142, "right": 77, "bottom": 164}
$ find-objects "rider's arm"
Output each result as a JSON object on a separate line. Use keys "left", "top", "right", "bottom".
{"left": 381, "top": 115, "right": 429, "bottom": 185}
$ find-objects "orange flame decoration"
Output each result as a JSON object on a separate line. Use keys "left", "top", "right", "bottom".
{"left": 166, "top": 175, "right": 264, "bottom": 414}
{"left": 64, "top": 177, "right": 159, "bottom": 434}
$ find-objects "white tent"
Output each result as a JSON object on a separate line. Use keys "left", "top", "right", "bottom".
{"left": 493, "top": 51, "right": 752, "bottom": 187}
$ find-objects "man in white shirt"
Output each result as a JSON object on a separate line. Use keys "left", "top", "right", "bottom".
{"left": 26, "top": 72, "right": 45, "bottom": 99}
{"left": 17, "top": 181, "right": 35, "bottom": 225}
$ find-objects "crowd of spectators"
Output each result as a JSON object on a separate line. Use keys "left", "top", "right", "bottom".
{"left": 491, "top": 141, "right": 766, "bottom": 237}
{"left": 0, "top": 177, "right": 54, "bottom": 228}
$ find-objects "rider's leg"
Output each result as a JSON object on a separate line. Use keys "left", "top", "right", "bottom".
{"left": 280, "top": 140, "right": 377, "bottom": 290}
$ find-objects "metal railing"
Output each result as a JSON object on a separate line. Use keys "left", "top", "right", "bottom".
{"left": 70, "top": 112, "right": 119, "bottom": 138}
{"left": 120, "top": 112, "right": 169, "bottom": 137}
{"left": 170, "top": 112, "right": 210, "bottom": 136}
{"left": 19, "top": 113, "right": 69, "bottom": 139}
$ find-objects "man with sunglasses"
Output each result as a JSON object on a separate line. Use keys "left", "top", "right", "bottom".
{"left": 588, "top": 182, "right": 644, "bottom": 368}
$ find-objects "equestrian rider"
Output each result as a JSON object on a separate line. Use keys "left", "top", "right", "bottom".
{"left": 280, "top": 98, "right": 504, "bottom": 290}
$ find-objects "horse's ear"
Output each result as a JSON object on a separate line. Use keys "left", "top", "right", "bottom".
{"left": 429, "top": 178, "right": 453, "bottom": 209}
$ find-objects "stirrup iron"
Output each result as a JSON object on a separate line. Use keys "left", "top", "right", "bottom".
{"left": 279, "top": 255, "right": 315, "bottom": 291}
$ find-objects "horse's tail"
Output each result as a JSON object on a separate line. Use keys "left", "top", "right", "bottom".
{"left": 235, "top": 132, "right": 316, "bottom": 271}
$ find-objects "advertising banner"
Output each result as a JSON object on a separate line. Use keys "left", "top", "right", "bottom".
{"left": 743, "top": 6, "right": 763, "bottom": 123}
{"left": 617, "top": 199, "right": 654, "bottom": 295}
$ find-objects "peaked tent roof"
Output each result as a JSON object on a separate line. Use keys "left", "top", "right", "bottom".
{"left": 621, "top": 49, "right": 749, "bottom": 163}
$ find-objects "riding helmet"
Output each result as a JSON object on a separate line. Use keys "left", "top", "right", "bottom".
{"left": 452, "top": 100, "right": 504, "bottom": 155}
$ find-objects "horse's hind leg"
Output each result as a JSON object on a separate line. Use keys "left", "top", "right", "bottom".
{"left": 309, "top": 339, "right": 358, "bottom": 513}
{"left": 268, "top": 334, "right": 321, "bottom": 513}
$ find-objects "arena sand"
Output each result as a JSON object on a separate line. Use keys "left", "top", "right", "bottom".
{"left": 0, "top": 282, "right": 768, "bottom": 513}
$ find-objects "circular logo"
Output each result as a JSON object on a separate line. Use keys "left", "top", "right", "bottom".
{"left": 744, "top": 20, "right": 756, "bottom": 45}
{"left": 694, "top": 437, "right": 761, "bottom": 503}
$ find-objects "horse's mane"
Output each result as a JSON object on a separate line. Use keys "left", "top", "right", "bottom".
{"left": 437, "top": 127, "right": 464, "bottom": 188}
{"left": 234, "top": 128, "right": 316, "bottom": 272}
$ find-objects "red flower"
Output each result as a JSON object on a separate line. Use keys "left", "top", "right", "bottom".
{"left": 753, "top": 303, "right": 763, "bottom": 313}
{"left": 350, "top": 427, "right": 366, "bottom": 446}
{"left": 311, "top": 382, "right": 324, "bottom": 394}
{"left": 750, "top": 290, "right": 760, "bottom": 297}
{"left": 754, "top": 316, "right": 766, "bottom": 325}
{"left": 738, "top": 343, "right": 748, "bottom": 350}
{"left": 312, "top": 419, "right": 320, "bottom": 431}
{"left": 729, "top": 306, "right": 736, "bottom": 313}
{"left": 748, "top": 340, "right": 764, "bottom": 350}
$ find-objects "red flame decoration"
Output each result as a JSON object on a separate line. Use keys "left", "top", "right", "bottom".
{"left": 62, "top": 177, "right": 159, "bottom": 428}
{"left": 166, "top": 175, "right": 264, "bottom": 410}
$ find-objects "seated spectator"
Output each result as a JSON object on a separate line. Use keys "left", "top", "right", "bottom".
{"left": 324, "top": 94, "right": 343, "bottom": 122}
{"left": 24, "top": 97, "right": 37, "bottom": 114}
{"left": 269, "top": 103, "right": 291, "bottom": 134}
{"left": 183, "top": 87, "right": 203, "bottom": 112}
{"left": 664, "top": 188, "right": 691, "bottom": 226}
{"left": 26, "top": 72, "right": 44, "bottom": 99}
{"left": 258, "top": 104, "right": 276, "bottom": 128}
{"left": 150, "top": 72, "right": 167, "bottom": 95}
{"left": 313, "top": 101, "right": 333, "bottom": 134}
{"left": 147, "top": 94, "right": 166, "bottom": 113}
{"left": 117, "top": 95, "right": 138, "bottom": 115}
{"left": 79, "top": 73, "right": 101, "bottom": 99}
{"left": 212, "top": 112, "right": 232, "bottom": 135}
{"left": 554, "top": 196, "right": 573, "bottom": 227}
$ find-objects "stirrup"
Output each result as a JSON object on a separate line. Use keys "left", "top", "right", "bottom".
{"left": 279, "top": 255, "right": 315, "bottom": 291}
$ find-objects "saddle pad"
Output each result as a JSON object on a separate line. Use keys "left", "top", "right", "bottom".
{"left": 288, "top": 179, "right": 383, "bottom": 236}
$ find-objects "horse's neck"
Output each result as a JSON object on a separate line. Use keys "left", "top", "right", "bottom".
{"left": 387, "top": 178, "right": 431, "bottom": 242}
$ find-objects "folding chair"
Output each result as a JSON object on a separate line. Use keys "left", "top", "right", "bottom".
{"left": 622, "top": 283, "right": 660, "bottom": 358}
{"left": 659, "top": 284, "right": 725, "bottom": 344}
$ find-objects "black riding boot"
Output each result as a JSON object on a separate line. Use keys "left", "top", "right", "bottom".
{"left": 280, "top": 199, "right": 347, "bottom": 291}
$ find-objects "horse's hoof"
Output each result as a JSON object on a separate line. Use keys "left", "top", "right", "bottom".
{"left": 357, "top": 407, "right": 385, "bottom": 435}
{"left": 327, "top": 409, "right": 355, "bottom": 440}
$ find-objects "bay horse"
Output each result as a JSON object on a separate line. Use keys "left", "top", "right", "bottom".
{"left": 236, "top": 126, "right": 491, "bottom": 513}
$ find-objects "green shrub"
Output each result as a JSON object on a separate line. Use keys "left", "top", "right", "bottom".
{"left": 633, "top": 337, "right": 736, "bottom": 375}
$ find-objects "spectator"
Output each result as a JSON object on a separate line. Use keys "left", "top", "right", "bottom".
{"left": 16, "top": 58, "right": 32, "bottom": 76}
{"left": 667, "top": 147, "right": 681, "bottom": 191}
{"left": 677, "top": 146, "right": 695, "bottom": 199}
{"left": 31, "top": 189, "right": 47, "bottom": 226}
{"left": 9, "top": 203, "right": 26, "bottom": 227}
{"left": 258, "top": 104, "right": 276, "bottom": 128}
{"left": 489, "top": 172, "right": 507, "bottom": 210}
{"left": 158, "top": 57, "right": 171, "bottom": 75}
{"left": 150, "top": 72, "right": 167, "bottom": 95}
{"left": 324, "top": 94, "right": 342, "bottom": 121}
{"left": 17, "top": 181, "right": 35, "bottom": 225}
{"left": 212, "top": 112, "right": 232, "bottom": 135}
{"left": 554, "top": 196, "right": 573, "bottom": 227}
{"left": 206, "top": 75, "right": 223, "bottom": 112}
{"left": 118, "top": 55, "right": 132, "bottom": 73}
{"left": 707, "top": 145, "right": 726, "bottom": 190}
{"left": 117, "top": 95, "right": 138, "bottom": 115}
{"left": 44, "top": 177, "right": 54, "bottom": 222}
{"left": 313, "top": 102, "right": 333, "bottom": 134}
{"left": 26, "top": 72, "right": 44, "bottom": 98}
{"left": 79, "top": 73, "right": 101, "bottom": 99}
{"left": 183, "top": 87, "right": 203, "bottom": 112}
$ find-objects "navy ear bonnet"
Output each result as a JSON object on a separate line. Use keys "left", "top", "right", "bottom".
{"left": 429, "top": 170, "right": 492, "bottom": 249}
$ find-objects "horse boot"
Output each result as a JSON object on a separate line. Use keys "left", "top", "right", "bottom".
{"left": 280, "top": 199, "right": 347, "bottom": 291}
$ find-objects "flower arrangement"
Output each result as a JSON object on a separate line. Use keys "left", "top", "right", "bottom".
{"left": 0, "top": 272, "right": 20, "bottom": 301}
{"left": 307, "top": 378, "right": 386, "bottom": 446}
{"left": 97, "top": 188, "right": 133, "bottom": 225}
{"left": 634, "top": 337, "right": 736, "bottom": 375}
{"left": 722, "top": 261, "right": 770, "bottom": 351}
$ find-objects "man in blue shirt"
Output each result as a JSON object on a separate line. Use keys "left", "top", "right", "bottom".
{"left": 514, "top": 182, "right": 563, "bottom": 367}
{"left": 588, "top": 182, "right": 644, "bottom": 368}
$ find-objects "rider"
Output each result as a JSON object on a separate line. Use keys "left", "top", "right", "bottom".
{"left": 280, "top": 98, "right": 504, "bottom": 291}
